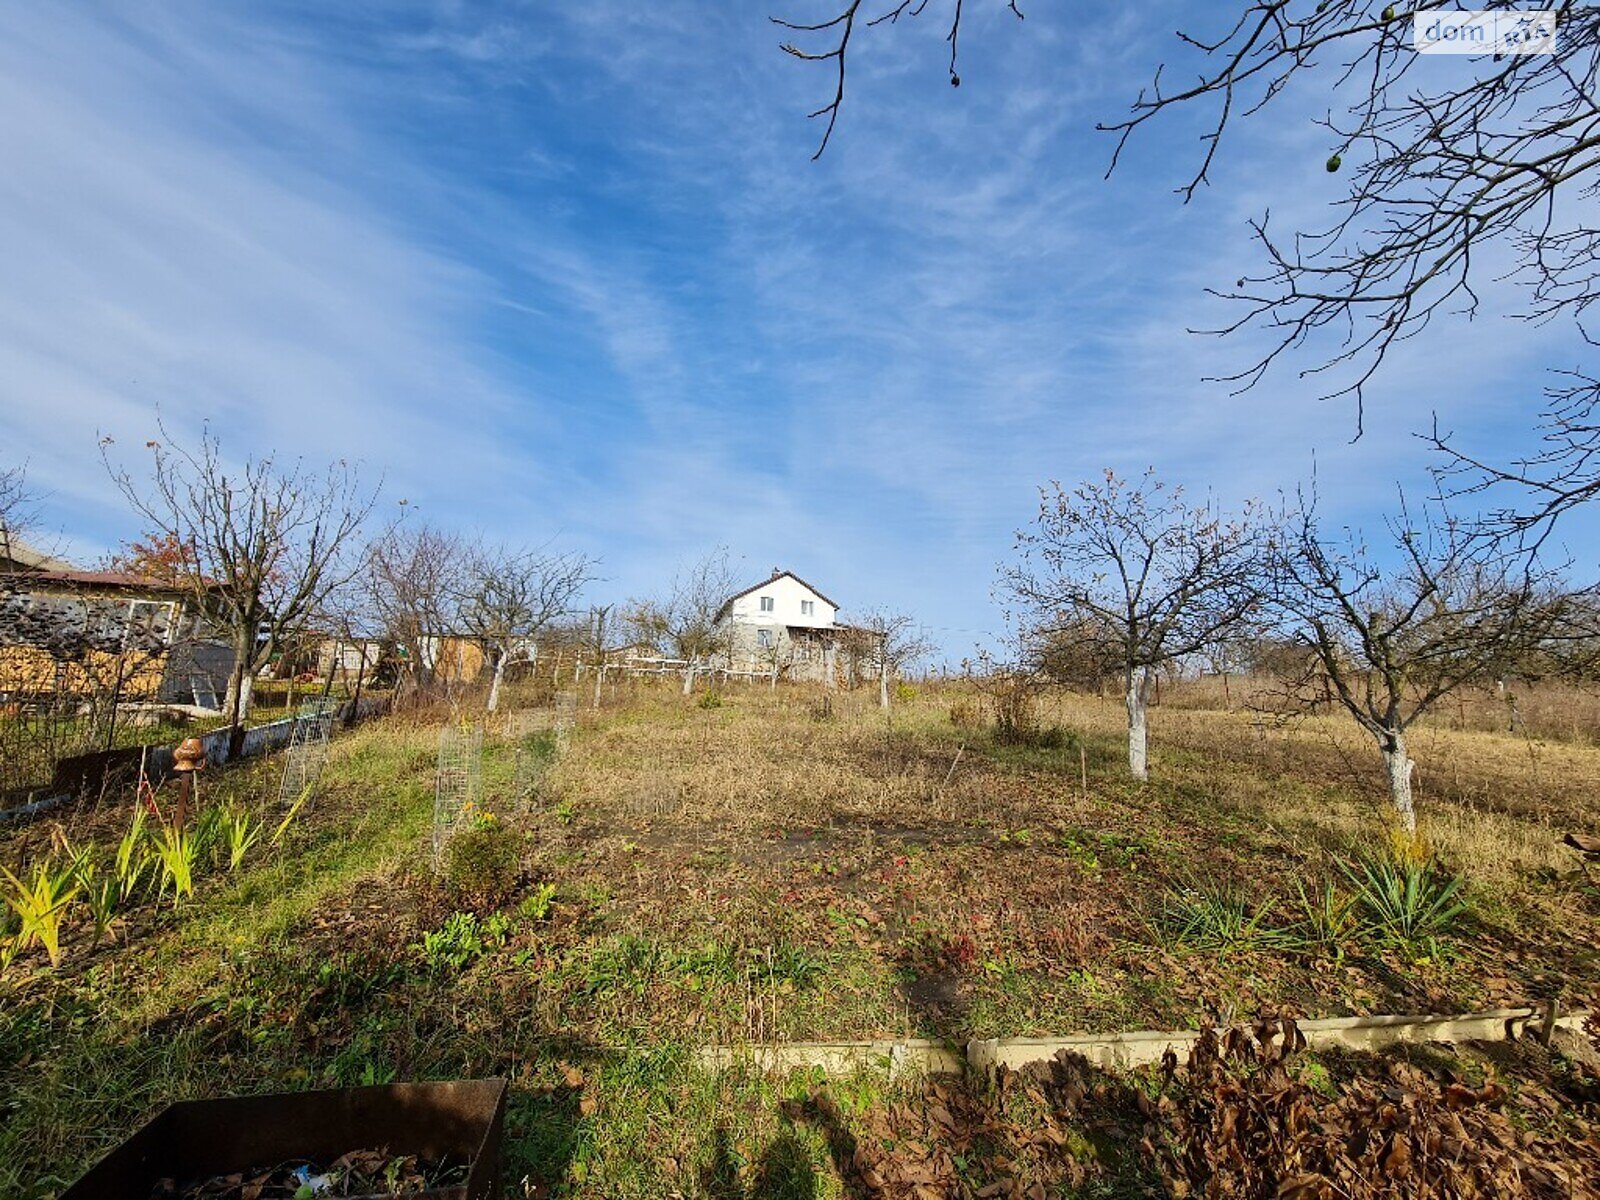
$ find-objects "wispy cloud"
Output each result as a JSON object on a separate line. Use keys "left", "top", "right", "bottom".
{"left": 2, "top": 1, "right": 1589, "bottom": 648}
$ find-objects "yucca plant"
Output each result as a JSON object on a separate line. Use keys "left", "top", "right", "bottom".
{"left": 149, "top": 824, "right": 197, "bottom": 908}
{"left": 1157, "top": 880, "right": 1287, "bottom": 954}
{"left": 1289, "top": 875, "right": 1357, "bottom": 960}
{"left": 223, "top": 805, "right": 263, "bottom": 872}
{"left": 1340, "top": 854, "right": 1468, "bottom": 947}
{"left": 1, "top": 859, "right": 80, "bottom": 967}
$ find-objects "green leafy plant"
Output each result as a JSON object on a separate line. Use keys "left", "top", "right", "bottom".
{"left": 115, "top": 807, "right": 154, "bottom": 904}
{"left": 697, "top": 689, "right": 724, "bottom": 710}
{"left": 1340, "top": 854, "right": 1468, "bottom": 947}
{"left": 223, "top": 804, "right": 264, "bottom": 872}
{"left": 765, "top": 943, "right": 827, "bottom": 991}
{"left": 1157, "top": 880, "right": 1286, "bottom": 954}
{"left": 551, "top": 800, "right": 577, "bottom": 827}
{"left": 63, "top": 845, "right": 119, "bottom": 948}
{"left": 149, "top": 824, "right": 197, "bottom": 908}
{"left": 191, "top": 803, "right": 228, "bottom": 869}
{"left": 517, "top": 882, "right": 557, "bottom": 923}
{"left": 417, "top": 911, "right": 512, "bottom": 972}
{"left": 1290, "top": 875, "right": 1357, "bottom": 959}
{"left": 1, "top": 860, "right": 80, "bottom": 968}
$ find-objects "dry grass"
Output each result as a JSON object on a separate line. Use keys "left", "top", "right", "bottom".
{"left": 3, "top": 677, "right": 1598, "bottom": 1199}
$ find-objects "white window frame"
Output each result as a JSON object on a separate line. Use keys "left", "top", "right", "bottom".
{"left": 800, "top": 600, "right": 814, "bottom": 616}
{"left": 757, "top": 628, "right": 775, "bottom": 649}
{"left": 759, "top": 595, "right": 774, "bottom": 612}
{"left": 127, "top": 599, "right": 178, "bottom": 647}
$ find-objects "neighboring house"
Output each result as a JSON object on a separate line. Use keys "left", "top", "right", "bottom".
{"left": 0, "top": 547, "right": 235, "bottom": 707}
{"left": 714, "top": 568, "right": 879, "bottom": 684}
{"left": 0, "top": 532, "right": 74, "bottom": 575}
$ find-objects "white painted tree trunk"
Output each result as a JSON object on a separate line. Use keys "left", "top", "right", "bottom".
{"left": 879, "top": 658, "right": 890, "bottom": 710}
{"left": 224, "top": 666, "right": 254, "bottom": 722}
{"left": 593, "top": 664, "right": 604, "bottom": 710}
{"left": 487, "top": 653, "right": 506, "bottom": 712}
{"left": 682, "top": 656, "right": 697, "bottom": 696}
{"left": 1126, "top": 667, "right": 1151, "bottom": 781}
{"left": 1382, "top": 731, "right": 1417, "bottom": 834}
{"left": 824, "top": 645, "right": 837, "bottom": 690}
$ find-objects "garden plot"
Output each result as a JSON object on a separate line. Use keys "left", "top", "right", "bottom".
{"left": 2, "top": 684, "right": 1597, "bottom": 1198}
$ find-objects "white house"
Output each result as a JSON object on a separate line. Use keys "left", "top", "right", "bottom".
{"left": 714, "top": 568, "right": 876, "bottom": 684}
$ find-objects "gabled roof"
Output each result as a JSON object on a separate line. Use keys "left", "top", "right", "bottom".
{"left": 0, "top": 534, "right": 75, "bottom": 573}
{"left": 717, "top": 569, "right": 839, "bottom": 620}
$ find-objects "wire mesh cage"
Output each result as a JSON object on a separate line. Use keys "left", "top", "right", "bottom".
{"left": 277, "top": 696, "right": 340, "bottom": 809}
{"left": 433, "top": 720, "right": 484, "bottom": 869}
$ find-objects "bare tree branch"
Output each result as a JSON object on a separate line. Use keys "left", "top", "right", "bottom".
{"left": 773, "top": 0, "right": 1023, "bottom": 157}
{"left": 1100, "top": 2, "right": 1600, "bottom": 424}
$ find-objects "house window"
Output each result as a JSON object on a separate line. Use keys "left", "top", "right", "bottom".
{"left": 127, "top": 600, "right": 176, "bottom": 648}
{"left": 759, "top": 596, "right": 774, "bottom": 612}
{"left": 757, "top": 628, "right": 775, "bottom": 648}
{"left": 800, "top": 600, "right": 814, "bottom": 616}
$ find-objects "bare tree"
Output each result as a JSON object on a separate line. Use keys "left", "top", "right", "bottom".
{"left": 584, "top": 604, "right": 615, "bottom": 709}
{"left": 1125, "top": 5, "right": 1600, "bottom": 532}
{"left": 1271, "top": 491, "right": 1567, "bottom": 833}
{"left": 1004, "top": 469, "right": 1265, "bottom": 780}
{"left": 1096, "top": 4, "right": 1600, "bottom": 420}
{"left": 626, "top": 549, "right": 738, "bottom": 696}
{"left": 775, "top": 5, "right": 1600, "bottom": 536}
{"left": 757, "top": 624, "right": 794, "bottom": 689}
{"left": 458, "top": 543, "right": 594, "bottom": 713}
{"left": 103, "top": 425, "right": 377, "bottom": 758}
{"left": 783, "top": 5, "right": 1600, "bottom": 418}
{"left": 0, "top": 463, "right": 40, "bottom": 571}
{"left": 364, "top": 522, "right": 465, "bottom": 698}
{"left": 847, "top": 609, "right": 934, "bottom": 708}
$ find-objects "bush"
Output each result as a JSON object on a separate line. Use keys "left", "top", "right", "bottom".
{"left": 697, "top": 689, "right": 723, "bottom": 710}
{"left": 443, "top": 822, "right": 522, "bottom": 908}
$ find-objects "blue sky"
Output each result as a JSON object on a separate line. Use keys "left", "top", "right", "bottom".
{"left": 1, "top": 2, "right": 1592, "bottom": 654}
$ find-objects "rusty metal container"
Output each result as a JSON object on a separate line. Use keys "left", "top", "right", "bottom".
{"left": 59, "top": 1078, "right": 508, "bottom": 1200}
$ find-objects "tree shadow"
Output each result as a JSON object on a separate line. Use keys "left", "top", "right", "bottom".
{"left": 701, "top": 1125, "right": 821, "bottom": 1200}
{"left": 500, "top": 1034, "right": 611, "bottom": 1196}
{"left": 781, "top": 1051, "right": 1154, "bottom": 1200}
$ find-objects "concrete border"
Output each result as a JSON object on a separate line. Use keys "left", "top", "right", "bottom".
{"left": 695, "top": 1007, "right": 1590, "bottom": 1079}
{"left": 696, "top": 1039, "right": 964, "bottom": 1079}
